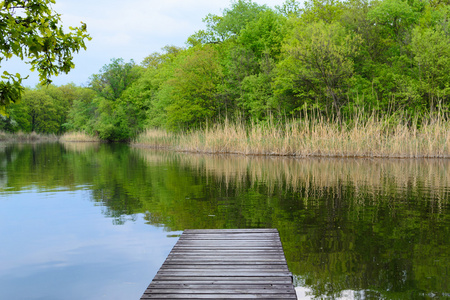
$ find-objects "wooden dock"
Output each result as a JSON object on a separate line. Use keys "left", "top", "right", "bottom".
{"left": 140, "top": 228, "right": 297, "bottom": 299}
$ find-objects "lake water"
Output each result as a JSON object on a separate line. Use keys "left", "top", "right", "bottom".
{"left": 0, "top": 143, "right": 449, "bottom": 299}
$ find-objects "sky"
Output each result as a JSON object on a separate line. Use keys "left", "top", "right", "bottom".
{"left": 3, "top": 0, "right": 288, "bottom": 88}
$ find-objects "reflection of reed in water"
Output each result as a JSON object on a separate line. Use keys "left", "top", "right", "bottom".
{"left": 0, "top": 131, "right": 59, "bottom": 142}
{"left": 135, "top": 148, "right": 450, "bottom": 208}
{"left": 59, "top": 131, "right": 101, "bottom": 142}
{"left": 60, "top": 141, "right": 101, "bottom": 153}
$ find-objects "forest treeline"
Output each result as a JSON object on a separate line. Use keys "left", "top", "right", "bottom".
{"left": 1, "top": 0, "right": 450, "bottom": 141}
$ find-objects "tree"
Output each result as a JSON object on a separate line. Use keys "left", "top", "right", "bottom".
{"left": 276, "top": 0, "right": 303, "bottom": 17}
{"left": 367, "top": 0, "right": 418, "bottom": 41}
{"left": 68, "top": 58, "right": 144, "bottom": 141}
{"left": 163, "top": 46, "right": 223, "bottom": 131}
{"left": 141, "top": 45, "right": 183, "bottom": 69}
{"left": 0, "top": 0, "right": 90, "bottom": 113}
{"left": 411, "top": 25, "right": 450, "bottom": 108}
{"left": 187, "top": 0, "right": 268, "bottom": 46}
{"left": 65, "top": 86, "right": 97, "bottom": 132}
{"left": 89, "top": 58, "right": 142, "bottom": 101}
{"left": 300, "top": 0, "right": 344, "bottom": 24}
{"left": 219, "top": 0, "right": 268, "bottom": 36}
{"left": 276, "top": 21, "right": 361, "bottom": 117}
{"left": 21, "top": 89, "right": 59, "bottom": 133}
{"left": 238, "top": 10, "right": 287, "bottom": 59}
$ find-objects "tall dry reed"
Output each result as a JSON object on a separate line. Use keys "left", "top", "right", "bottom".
{"left": 133, "top": 114, "right": 450, "bottom": 158}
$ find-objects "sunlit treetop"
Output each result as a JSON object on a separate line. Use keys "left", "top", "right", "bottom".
{"left": 0, "top": 0, "right": 91, "bottom": 114}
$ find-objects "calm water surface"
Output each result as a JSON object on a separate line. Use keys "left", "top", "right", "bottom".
{"left": 0, "top": 143, "right": 449, "bottom": 299}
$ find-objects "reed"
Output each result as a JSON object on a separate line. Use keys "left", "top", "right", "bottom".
{"left": 132, "top": 128, "right": 178, "bottom": 149}
{"left": 59, "top": 131, "right": 101, "bottom": 142}
{"left": 133, "top": 113, "right": 450, "bottom": 158}
{"left": 0, "top": 131, "right": 59, "bottom": 142}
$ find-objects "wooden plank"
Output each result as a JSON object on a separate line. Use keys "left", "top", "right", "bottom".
{"left": 179, "top": 235, "right": 279, "bottom": 240}
{"left": 175, "top": 242, "right": 281, "bottom": 246}
{"left": 158, "top": 267, "right": 290, "bottom": 272}
{"left": 140, "top": 229, "right": 297, "bottom": 299}
{"left": 151, "top": 276, "right": 294, "bottom": 283}
{"left": 168, "top": 249, "right": 284, "bottom": 252}
{"left": 145, "top": 288, "right": 294, "bottom": 293}
{"left": 183, "top": 229, "right": 278, "bottom": 233}
{"left": 141, "top": 294, "right": 297, "bottom": 299}
{"left": 164, "top": 260, "right": 286, "bottom": 263}
{"left": 167, "top": 253, "right": 286, "bottom": 262}
{"left": 148, "top": 284, "right": 294, "bottom": 289}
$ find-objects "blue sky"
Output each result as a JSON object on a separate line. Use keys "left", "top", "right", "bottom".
{"left": 3, "top": 0, "right": 288, "bottom": 88}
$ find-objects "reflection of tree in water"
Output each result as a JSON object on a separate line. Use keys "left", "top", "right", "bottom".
{"left": 132, "top": 150, "right": 450, "bottom": 299}
{"left": 92, "top": 187, "right": 141, "bottom": 225}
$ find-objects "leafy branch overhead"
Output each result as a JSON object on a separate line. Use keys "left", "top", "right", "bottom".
{"left": 0, "top": 0, "right": 91, "bottom": 112}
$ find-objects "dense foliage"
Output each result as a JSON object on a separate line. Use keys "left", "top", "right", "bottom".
{"left": 0, "top": 0, "right": 90, "bottom": 112}
{"left": 2, "top": 0, "right": 450, "bottom": 141}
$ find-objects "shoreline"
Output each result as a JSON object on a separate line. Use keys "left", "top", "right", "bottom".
{"left": 132, "top": 143, "right": 450, "bottom": 159}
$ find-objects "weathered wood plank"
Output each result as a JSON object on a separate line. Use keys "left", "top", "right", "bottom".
{"left": 168, "top": 249, "right": 284, "bottom": 252}
{"left": 164, "top": 260, "right": 286, "bottom": 264}
{"left": 142, "top": 294, "right": 297, "bottom": 299}
{"left": 166, "top": 255, "right": 286, "bottom": 259}
{"left": 175, "top": 242, "right": 281, "bottom": 247}
{"left": 140, "top": 229, "right": 297, "bottom": 299}
{"left": 179, "top": 235, "right": 279, "bottom": 240}
{"left": 151, "top": 276, "right": 294, "bottom": 283}
{"left": 158, "top": 268, "right": 290, "bottom": 272}
{"left": 148, "top": 284, "right": 294, "bottom": 289}
{"left": 145, "top": 288, "right": 294, "bottom": 294}
{"left": 183, "top": 229, "right": 278, "bottom": 233}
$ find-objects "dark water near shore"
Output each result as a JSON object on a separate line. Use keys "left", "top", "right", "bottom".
{"left": 0, "top": 143, "right": 449, "bottom": 299}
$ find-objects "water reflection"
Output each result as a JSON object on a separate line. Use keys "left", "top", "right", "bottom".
{"left": 0, "top": 143, "right": 449, "bottom": 299}
{"left": 134, "top": 150, "right": 450, "bottom": 298}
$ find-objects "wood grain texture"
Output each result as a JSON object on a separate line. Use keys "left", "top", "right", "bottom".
{"left": 140, "top": 229, "right": 297, "bottom": 300}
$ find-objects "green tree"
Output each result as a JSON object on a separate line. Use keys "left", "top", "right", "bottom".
{"left": 21, "top": 88, "right": 59, "bottom": 133}
{"left": 411, "top": 24, "right": 450, "bottom": 109}
{"left": 218, "top": 0, "right": 268, "bottom": 36}
{"left": 65, "top": 87, "right": 97, "bottom": 132}
{"left": 367, "top": 0, "right": 418, "bottom": 41}
{"left": 163, "top": 46, "right": 223, "bottom": 131}
{"left": 276, "top": 21, "right": 361, "bottom": 117}
{"left": 238, "top": 63, "right": 275, "bottom": 120}
{"left": 89, "top": 58, "right": 142, "bottom": 101}
{"left": 219, "top": 45, "right": 259, "bottom": 119}
{"left": 238, "top": 10, "right": 287, "bottom": 59}
{"left": 0, "top": 0, "right": 90, "bottom": 112}
{"left": 187, "top": 0, "right": 268, "bottom": 46}
{"left": 141, "top": 45, "right": 183, "bottom": 69}
{"left": 301, "top": 0, "right": 344, "bottom": 24}
{"left": 69, "top": 58, "right": 145, "bottom": 141}
{"left": 276, "top": 0, "right": 303, "bottom": 17}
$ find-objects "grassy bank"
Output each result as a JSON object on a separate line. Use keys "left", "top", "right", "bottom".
{"left": 133, "top": 115, "right": 450, "bottom": 158}
{"left": 0, "top": 131, "right": 59, "bottom": 142}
